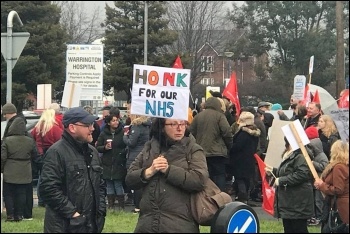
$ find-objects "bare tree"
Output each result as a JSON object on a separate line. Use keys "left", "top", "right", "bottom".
{"left": 53, "top": 1, "right": 104, "bottom": 43}
{"left": 165, "top": 1, "right": 235, "bottom": 87}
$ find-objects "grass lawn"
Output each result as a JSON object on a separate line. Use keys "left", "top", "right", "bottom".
{"left": 1, "top": 207, "right": 321, "bottom": 233}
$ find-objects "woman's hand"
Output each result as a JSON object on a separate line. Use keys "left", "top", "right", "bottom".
{"left": 314, "top": 178, "right": 324, "bottom": 189}
{"left": 156, "top": 155, "right": 169, "bottom": 173}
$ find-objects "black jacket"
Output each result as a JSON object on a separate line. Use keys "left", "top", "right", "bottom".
{"left": 39, "top": 130, "right": 106, "bottom": 233}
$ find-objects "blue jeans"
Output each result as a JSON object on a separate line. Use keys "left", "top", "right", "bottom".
{"left": 105, "top": 179, "right": 124, "bottom": 196}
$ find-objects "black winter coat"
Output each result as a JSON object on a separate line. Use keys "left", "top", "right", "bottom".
{"left": 96, "top": 125, "right": 127, "bottom": 180}
{"left": 228, "top": 126, "right": 260, "bottom": 179}
{"left": 39, "top": 131, "right": 106, "bottom": 233}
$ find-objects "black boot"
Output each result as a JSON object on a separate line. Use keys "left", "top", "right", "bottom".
{"left": 107, "top": 195, "right": 115, "bottom": 210}
{"left": 116, "top": 195, "right": 125, "bottom": 211}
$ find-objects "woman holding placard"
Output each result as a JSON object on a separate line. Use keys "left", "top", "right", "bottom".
{"left": 265, "top": 137, "right": 314, "bottom": 233}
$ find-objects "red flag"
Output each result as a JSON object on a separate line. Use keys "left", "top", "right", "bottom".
{"left": 338, "top": 89, "right": 349, "bottom": 109}
{"left": 222, "top": 72, "right": 240, "bottom": 117}
{"left": 254, "top": 154, "right": 275, "bottom": 216}
{"left": 302, "top": 84, "right": 312, "bottom": 106}
{"left": 312, "top": 89, "right": 320, "bottom": 104}
{"left": 172, "top": 55, "right": 183, "bottom": 69}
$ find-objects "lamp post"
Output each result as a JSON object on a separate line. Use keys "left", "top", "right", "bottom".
{"left": 144, "top": 1, "right": 148, "bottom": 65}
{"left": 224, "top": 52, "right": 234, "bottom": 86}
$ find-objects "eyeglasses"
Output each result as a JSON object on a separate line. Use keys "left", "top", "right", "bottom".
{"left": 72, "top": 123, "right": 93, "bottom": 128}
{"left": 165, "top": 123, "right": 187, "bottom": 129}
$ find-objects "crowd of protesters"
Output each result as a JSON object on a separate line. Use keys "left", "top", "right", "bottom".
{"left": 1, "top": 88, "right": 348, "bottom": 233}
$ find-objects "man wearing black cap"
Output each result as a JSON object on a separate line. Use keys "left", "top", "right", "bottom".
{"left": 39, "top": 107, "right": 106, "bottom": 233}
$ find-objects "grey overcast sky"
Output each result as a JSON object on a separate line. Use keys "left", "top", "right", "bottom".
{"left": 84, "top": 1, "right": 241, "bottom": 19}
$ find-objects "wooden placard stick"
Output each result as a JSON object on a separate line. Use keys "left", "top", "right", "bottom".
{"left": 289, "top": 123, "right": 319, "bottom": 180}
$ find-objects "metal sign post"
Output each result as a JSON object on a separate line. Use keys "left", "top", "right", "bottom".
{"left": 0, "top": 11, "right": 30, "bottom": 103}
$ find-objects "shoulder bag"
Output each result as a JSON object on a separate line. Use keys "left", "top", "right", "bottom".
{"left": 322, "top": 195, "right": 349, "bottom": 233}
{"left": 186, "top": 145, "right": 232, "bottom": 226}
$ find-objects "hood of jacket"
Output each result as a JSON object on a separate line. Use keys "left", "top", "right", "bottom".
{"left": 7, "top": 117, "right": 26, "bottom": 136}
{"left": 131, "top": 116, "right": 152, "bottom": 126}
{"left": 308, "top": 138, "right": 324, "bottom": 156}
{"left": 239, "top": 126, "right": 261, "bottom": 137}
{"left": 205, "top": 97, "right": 222, "bottom": 113}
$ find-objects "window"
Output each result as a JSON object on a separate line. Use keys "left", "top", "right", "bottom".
{"left": 200, "top": 56, "right": 214, "bottom": 72}
{"left": 200, "top": 78, "right": 213, "bottom": 85}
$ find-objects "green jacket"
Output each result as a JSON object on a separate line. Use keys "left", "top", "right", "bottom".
{"left": 190, "top": 97, "right": 233, "bottom": 158}
{"left": 273, "top": 150, "right": 314, "bottom": 219}
{"left": 1, "top": 117, "right": 36, "bottom": 184}
{"left": 125, "top": 136, "right": 208, "bottom": 233}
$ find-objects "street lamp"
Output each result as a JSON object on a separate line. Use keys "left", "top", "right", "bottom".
{"left": 224, "top": 52, "right": 234, "bottom": 85}
{"left": 144, "top": 1, "right": 148, "bottom": 65}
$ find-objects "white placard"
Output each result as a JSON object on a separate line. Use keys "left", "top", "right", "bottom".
{"left": 293, "top": 75, "right": 306, "bottom": 101}
{"left": 66, "top": 44, "right": 103, "bottom": 100}
{"left": 309, "top": 55, "right": 314, "bottom": 74}
{"left": 330, "top": 108, "right": 349, "bottom": 142}
{"left": 130, "top": 64, "right": 191, "bottom": 120}
{"left": 36, "top": 84, "right": 52, "bottom": 109}
{"left": 61, "top": 82, "right": 82, "bottom": 108}
{"left": 281, "top": 120, "right": 310, "bottom": 151}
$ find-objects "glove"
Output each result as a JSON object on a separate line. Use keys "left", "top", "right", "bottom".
{"left": 264, "top": 164, "right": 273, "bottom": 174}
{"left": 273, "top": 178, "right": 279, "bottom": 187}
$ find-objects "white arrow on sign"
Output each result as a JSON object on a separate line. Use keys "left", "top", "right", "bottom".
{"left": 1, "top": 32, "right": 30, "bottom": 69}
{"left": 233, "top": 216, "right": 253, "bottom": 233}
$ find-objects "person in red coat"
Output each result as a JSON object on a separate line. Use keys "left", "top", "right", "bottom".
{"left": 31, "top": 108, "right": 63, "bottom": 206}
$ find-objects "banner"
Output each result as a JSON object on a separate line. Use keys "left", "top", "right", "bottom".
{"left": 130, "top": 64, "right": 190, "bottom": 120}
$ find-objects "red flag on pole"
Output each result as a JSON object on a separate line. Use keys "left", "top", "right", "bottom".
{"left": 254, "top": 154, "right": 275, "bottom": 216}
{"left": 312, "top": 89, "right": 320, "bottom": 104}
{"left": 338, "top": 89, "right": 349, "bottom": 109}
{"left": 222, "top": 72, "right": 240, "bottom": 117}
{"left": 302, "top": 84, "right": 312, "bottom": 106}
{"left": 172, "top": 55, "right": 183, "bottom": 69}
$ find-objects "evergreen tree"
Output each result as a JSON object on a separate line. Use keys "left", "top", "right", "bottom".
{"left": 1, "top": 1, "right": 68, "bottom": 110}
{"left": 228, "top": 1, "right": 347, "bottom": 88}
{"left": 102, "top": 1, "right": 177, "bottom": 100}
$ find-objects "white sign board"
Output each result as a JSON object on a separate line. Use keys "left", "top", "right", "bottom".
{"left": 130, "top": 64, "right": 190, "bottom": 120}
{"left": 293, "top": 75, "right": 306, "bottom": 101}
{"left": 309, "top": 55, "right": 314, "bottom": 74}
{"left": 330, "top": 108, "right": 349, "bottom": 142}
{"left": 282, "top": 120, "right": 310, "bottom": 151}
{"left": 36, "top": 84, "right": 52, "bottom": 109}
{"left": 66, "top": 44, "right": 103, "bottom": 100}
{"left": 61, "top": 82, "right": 82, "bottom": 108}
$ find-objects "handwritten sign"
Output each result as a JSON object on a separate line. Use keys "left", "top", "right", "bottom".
{"left": 130, "top": 64, "right": 191, "bottom": 120}
{"left": 330, "top": 108, "right": 349, "bottom": 142}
